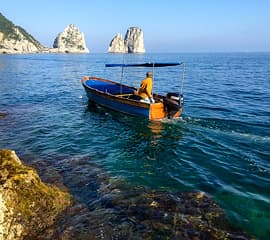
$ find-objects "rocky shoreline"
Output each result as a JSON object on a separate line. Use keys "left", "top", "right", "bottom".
{"left": 0, "top": 149, "right": 254, "bottom": 239}
{"left": 0, "top": 149, "right": 71, "bottom": 240}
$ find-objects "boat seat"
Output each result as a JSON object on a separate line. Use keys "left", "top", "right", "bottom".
{"left": 85, "top": 79, "right": 134, "bottom": 95}
{"left": 127, "top": 94, "right": 142, "bottom": 101}
{"left": 116, "top": 93, "right": 132, "bottom": 97}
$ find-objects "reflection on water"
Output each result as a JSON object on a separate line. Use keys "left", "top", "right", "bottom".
{"left": 147, "top": 120, "right": 164, "bottom": 134}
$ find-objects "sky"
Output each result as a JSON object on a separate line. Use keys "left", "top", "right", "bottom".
{"left": 1, "top": 0, "right": 270, "bottom": 53}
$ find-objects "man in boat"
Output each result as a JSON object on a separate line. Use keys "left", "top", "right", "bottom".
{"left": 135, "top": 71, "right": 155, "bottom": 103}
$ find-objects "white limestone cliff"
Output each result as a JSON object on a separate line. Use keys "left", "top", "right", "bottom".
{"left": 53, "top": 24, "right": 89, "bottom": 53}
{"left": 108, "top": 33, "right": 127, "bottom": 53}
{"left": 0, "top": 27, "right": 44, "bottom": 54}
{"left": 108, "top": 27, "right": 145, "bottom": 53}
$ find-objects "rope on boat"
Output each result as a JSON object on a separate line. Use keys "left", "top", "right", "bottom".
{"left": 120, "top": 56, "right": 125, "bottom": 94}
{"left": 180, "top": 62, "right": 186, "bottom": 95}
{"left": 179, "top": 62, "right": 186, "bottom": 107}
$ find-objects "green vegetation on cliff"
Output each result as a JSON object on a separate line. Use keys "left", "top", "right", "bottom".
{"left": 0, "top": 13, "right": 15, "bottom": 38}
{"left": 0, "top": 12, "right": 42, "bottom": 47}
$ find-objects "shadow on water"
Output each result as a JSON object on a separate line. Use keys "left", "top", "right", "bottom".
{"left": 86, "top": 100, "right": 184, "bottom": 140}
{"left": 87, "top": 100, "right": 184, "bottom": 143}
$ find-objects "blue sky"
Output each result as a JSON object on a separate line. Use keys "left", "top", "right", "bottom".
{"left": 1, "top": 0, "right": 270, "bottom": 52}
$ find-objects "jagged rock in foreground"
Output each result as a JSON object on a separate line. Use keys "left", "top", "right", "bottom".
{"left": 0, "top": 149, "right": 71, "bottom": 240}
{"left": 53, "top": 24, "right": 89, "bottom": 53}
{"left": 0, "top": 13, "right": 45, "bottom": 54}
{"left": 108, "top": 27, "right": 145, "bottom": 53}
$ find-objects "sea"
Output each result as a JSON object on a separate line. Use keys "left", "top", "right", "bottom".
{"left": 0, "top": 53, "right": 269, "bottom": 239}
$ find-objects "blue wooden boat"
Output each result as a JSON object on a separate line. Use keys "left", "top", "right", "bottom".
{"left": 82, "top": 62, "right": 185, "bottom": 121}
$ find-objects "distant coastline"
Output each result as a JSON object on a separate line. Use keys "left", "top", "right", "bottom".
{"left": 0, "top": 13, "right": 145, "bottom": 54}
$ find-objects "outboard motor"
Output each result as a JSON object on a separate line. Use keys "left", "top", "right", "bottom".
{"left": 163, "top": 92, "right": 184, "bottom": 118}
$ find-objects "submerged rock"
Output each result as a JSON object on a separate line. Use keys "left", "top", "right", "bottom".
{"left": 36, "top": 156, "right": 253, "bottom": 240}
{"left": 0, "top": 113, "right": 7, "bottom": 119}
{"left": 0, "top": 151, "right": 253, "bottom": 239}
{"left": 0, "top": 149, "right": 71, "bottom": 240}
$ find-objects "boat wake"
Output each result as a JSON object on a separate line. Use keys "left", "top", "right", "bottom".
{"left": 182, "top": 116, "right": 270, "bottom": 143}
{"left": 159, "top": 116, "right": 184, "bottom": 124}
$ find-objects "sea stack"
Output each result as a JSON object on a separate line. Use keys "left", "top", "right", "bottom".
{"left": 108, "top": 33, "right": 127, "bottom": 53}
{"left": 124, "top": 27, "right": 145, "bottom": 53}
{"left": 53, "top": 24, "right": 89, "bottom": 53}
{"left": 108, "top": 27, "right": 145, "bottom": 53}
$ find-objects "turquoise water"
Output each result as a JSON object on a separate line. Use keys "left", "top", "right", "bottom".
{"left": 0, "top": 53, "right": 269, "bottom": 239}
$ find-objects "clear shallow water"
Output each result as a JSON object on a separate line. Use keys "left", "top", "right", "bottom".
{"left": 0, "top": 53, "right": 270, "bottom": 239}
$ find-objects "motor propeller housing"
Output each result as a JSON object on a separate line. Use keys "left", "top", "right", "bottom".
{"left": 163, "top": 92, "right": 184, "bottom": 118}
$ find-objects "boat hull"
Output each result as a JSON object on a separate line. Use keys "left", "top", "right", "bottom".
{"left": 85, "top": 88, "right": 150, "bottom": 118}
{"left": 82, "top": 76, "right": 182, "bottom": 121}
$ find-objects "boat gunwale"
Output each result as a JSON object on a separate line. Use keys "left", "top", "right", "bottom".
{"left": 82, "top": 76, "right": 164, "bottom": 108}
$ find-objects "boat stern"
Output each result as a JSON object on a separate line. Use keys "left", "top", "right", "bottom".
{"left": 149, "top": 103, "right": 166, "bottom": 120}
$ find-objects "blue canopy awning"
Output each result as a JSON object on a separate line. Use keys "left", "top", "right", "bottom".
{"left": 105, "top": 62, "right": 182, "bottom": 68}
